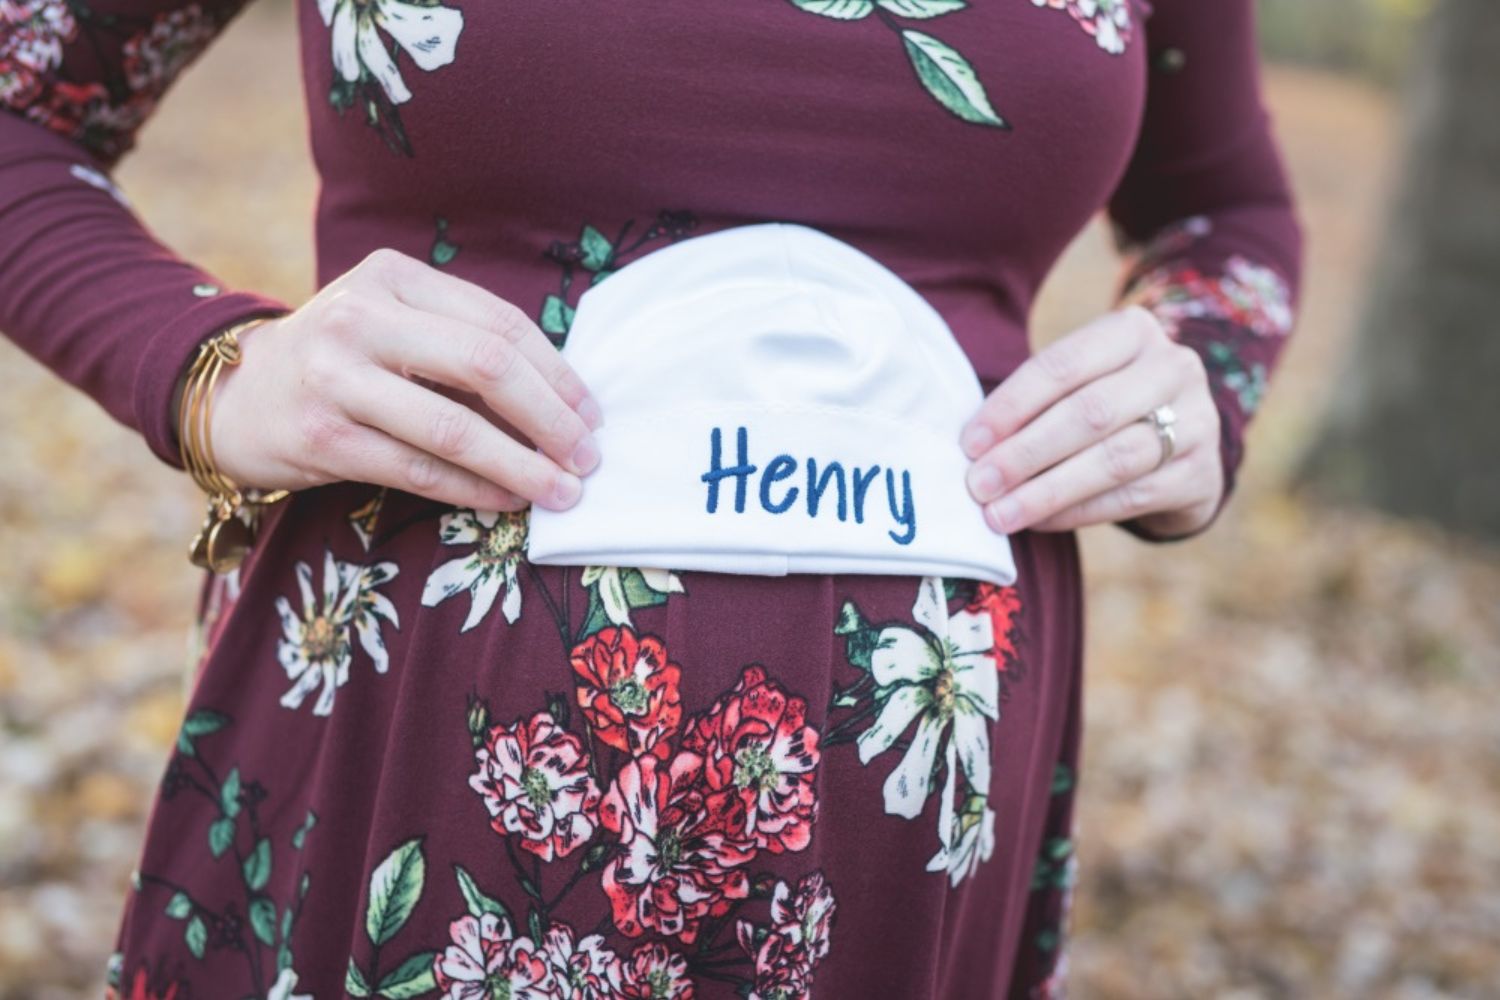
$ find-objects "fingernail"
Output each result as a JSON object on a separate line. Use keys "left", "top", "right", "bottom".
{"left": 967, "top": 463, "right": 1003, "bottom": 503}
{"left": 987, "top": 497, "right": 1021, "bottom": 533}
{"left": 550, "top": 472, "right": 582, "bottom": 509}
{"left": 960, "top": 423, "right": 994, "bottom": 459}
{"left": 571, "top": 436, "right": 600, "bottom": 476}
{"left": 577, "top": 395, "right": 604, "bottom": 431}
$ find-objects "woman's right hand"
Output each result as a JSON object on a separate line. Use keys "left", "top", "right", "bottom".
{"left": 197, "top": 247, "right": 602, "bottom": 512}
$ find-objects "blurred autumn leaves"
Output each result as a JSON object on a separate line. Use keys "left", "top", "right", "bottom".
{"left": 1, "top": 3, "right": 1498, "bottom": 999}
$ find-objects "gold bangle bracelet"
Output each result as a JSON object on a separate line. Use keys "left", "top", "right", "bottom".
{"left": 179, "top": 314, "right": 291, "bottom": 573}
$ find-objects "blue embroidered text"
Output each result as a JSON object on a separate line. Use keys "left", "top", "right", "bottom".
{"left": 700, "top": 426, "right": 916, "bottom": 545}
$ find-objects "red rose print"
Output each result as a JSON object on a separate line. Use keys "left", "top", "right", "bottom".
{"left": 598, "top": 751, "right": 754, "bottom": 943}
{"left": 736, "top": 871, "right": 838, "bottom": 1000}
{"left": 617, "top": 941, "right": 695, "bottom": 999}
{"left": 571, "top": 626, "right": 683, "bottom": 758}
{"left": 681, "top": 664, "right": 821, "bottom": 853}
{"left": 433, "top": 912, "right": 557, "bottom": 1000}
{"left": 965, "top": 583, "right": 1023, "bottom": 671}
{"left": 740, "top": 935, "right": 810, "bottom": 1000}
{"left": 469, "top": 710, "right": 602, "bottom": 862}
{"left": 540, "top": 922, "right": 623, "bottom": 998}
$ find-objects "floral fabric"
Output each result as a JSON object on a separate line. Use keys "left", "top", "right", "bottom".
{"left": 107, "top": 481, "right": 1085, "bottom": 999}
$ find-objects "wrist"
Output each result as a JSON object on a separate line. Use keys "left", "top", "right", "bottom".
{"left": 177, "top": 312, "right": 290, "bottom": 573}
{"left": 169, "top": 311, "right": 287, "bottom": 459}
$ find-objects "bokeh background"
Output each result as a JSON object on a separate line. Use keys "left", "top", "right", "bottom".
{"left": 2, "top": 0, "right": 1497, "bottom": 997}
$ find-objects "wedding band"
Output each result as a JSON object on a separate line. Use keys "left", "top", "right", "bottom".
{"left": 1139, "top": 403, "right": 1177, "bottom": 471}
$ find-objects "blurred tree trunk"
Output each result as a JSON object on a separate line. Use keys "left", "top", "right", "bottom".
{"left": 1291, "top": 0, "right": 1500, "bottom": 542}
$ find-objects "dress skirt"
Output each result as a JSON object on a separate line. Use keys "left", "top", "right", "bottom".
{"left": 105, "top": 478, "right": 1085, "bottom": 1000}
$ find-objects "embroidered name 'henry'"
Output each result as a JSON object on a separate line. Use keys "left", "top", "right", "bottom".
{"left": 701, "top": 426, "right": 917, "bottom": 545}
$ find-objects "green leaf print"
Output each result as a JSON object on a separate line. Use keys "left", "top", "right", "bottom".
{"left": 1030, "top": 835, "right": 1075, "bottom": 891}
{"left": 291, "top": 809, "right": 318, "bottom": 850}
{"left": 578, "top": 224, "right": 614, "bottom": 271}
{"left": 784, "top": 0, "right": 1006, "bottom": 129}
{"left": 540, "top": 294, "right": 575, "bottom": 337}
{"left": 365, "top": 836, "right": 427, "bottom": 946}
{"left": 429, "top": 216, "right": 459, "bottom": 266}
{"left": 185, "top": 914, "right": 207, "bottom": 958}
{"left": 177, "top": 708, "right": 228, "bottom": 755}
{"left": 220, "top": 767, "right": 241, "bottom": 818}
{"left": 454, "top": 863, "right": 510, "bottom": 921}
{"left": 243, "top": 837, "right": 272, "bottom": 892}
{"left": 578, "top": 587, "right": 613, "bottom": 640}
{"left": 541, "top": 211, "right": 701, "bottom": 346}
{"left": 877, "top": 0, "right": 966, "bottom": 16}
{"left": 834, "top": 600, "right": 870, "bottom": 636}
{"left": 528, "top": 907, "right": 545, "bottom": 946}
{"left": 182, "top": 708, "right": 229, "bottom": 737}
{"left": 249, "top": 896, "right": 278, "bottom": 947}
{"left": 620, "top": 567, "right": 672, "bottom": 610}
{"left": 900, "top": 29, "right": 1009, "bottom": 128}
{"left": 208, "top": 816, "right": 236, "bottom": 858}
{"left": 377, "top": 951, "right": 439, "bottom": 998}
{"left": 164, "top": 892, "right": 192, "bottom": 919}
{"left": 346, "top": 957, "right": 373, "bottom": 997}
{"left": 834, "top": 601, "right": 881, "bottom": 672}
{"left": 790, "top": 0, "right": 873, "bottom": 17}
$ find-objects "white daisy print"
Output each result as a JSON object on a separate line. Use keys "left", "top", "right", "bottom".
{"left": 422, "top": 508, "right": 528, "bottom": 631}
{"left": 341, "top": 558, "right": 401, "bottom": 674}
{"left": 275, "top": 547, "right": 399, "bottom": 716}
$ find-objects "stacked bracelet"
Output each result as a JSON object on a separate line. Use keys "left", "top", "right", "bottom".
{"left": 178, "top": 314, "right": 291, "bottom": 573}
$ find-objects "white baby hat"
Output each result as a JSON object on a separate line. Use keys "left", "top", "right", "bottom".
{"left": 525, "top": 221, "right": 1018, "bottom": 587}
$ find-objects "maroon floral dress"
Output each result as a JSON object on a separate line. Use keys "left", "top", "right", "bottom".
{"left": 0, "top": 0, "right": 1303, "bottom": 996}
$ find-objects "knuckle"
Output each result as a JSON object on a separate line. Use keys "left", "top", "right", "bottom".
{"left": 405, "top": 451, "right": 443, "bottom": 493}
{"left": 428, "top": 404, "right": 476, "bottom": 458}
{"left": 1123, "top": 477, "right": 1154, "bottom": 512}
{"left": 359, "top": 246, "right": 408, "bottom": 282}
{"left": 977, "top": 397, "right": 1011, "bottom": 437}
{"left": 319, "top": 292, "right": 369, "bottom": 341}
{"left": 1028, "top": 481, "right": 1056, "bottom": 520}
{"left": 1075, "top": 387, "right": 1115, "bottom": 434}
{"left": 300, "top": 347, "right": 346, "bottom": 398}
{"left": 1007, "top": 435, "right": 1043, "bottom": 477}
{"left": 298, "top": 400, "right": 346, "bottom": 453}
{"left": 1125, "top": 304, "right": 1167, "bottom": 343}
{"left": 1174, "top": 343, "right": 1207, "bottom": 383}
{"left": 515, "top": 460, "right": 557, "bottom": 502}
{"left": 487, "top": 300, "right": 531, "bottom": 345}
{"left": 543, "top": 402, "right": 584, "bottom": 450}
{"left": 1102, "top": 431, "right": 1138, "bottom": 483}
{"left": 1037, "top": 342, "right": 1078, "bottom": 385}
{"left": 550, "top": 364, "right": 588, "bottom": 408}
{"left": 466, "top": 335, "right": 519, "bottom": 388}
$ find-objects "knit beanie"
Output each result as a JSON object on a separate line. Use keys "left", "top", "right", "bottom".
{"left": 526, "top": 221, "right": 1018, "bottom": 587}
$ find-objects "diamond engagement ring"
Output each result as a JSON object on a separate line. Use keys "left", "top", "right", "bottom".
{"left": 1140, "top": 403, "right": 1177, "bottom": 471}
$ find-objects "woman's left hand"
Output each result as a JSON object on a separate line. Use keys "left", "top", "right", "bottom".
{"left": 960, "top": 305, "right": 1225, "bottom": 538}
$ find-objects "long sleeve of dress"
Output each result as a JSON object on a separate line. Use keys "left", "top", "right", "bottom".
{"left": 1105, "top": 0, "right": 1306, "bottom": 543}
{"left": 0, "top": 0, "right": 295, "bottom": 472}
